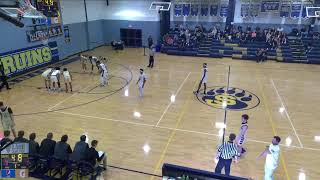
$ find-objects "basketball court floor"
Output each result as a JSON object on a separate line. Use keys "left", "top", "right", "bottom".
{"left": 1, "top": 46, "right": 320, "bottom": 179}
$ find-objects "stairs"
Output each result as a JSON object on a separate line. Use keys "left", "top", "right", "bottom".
{"left": 197, "top": 37, "right": 212, "bottom": 57}
{"left": 288, "top": 39, "right": 308, "bottom": 62}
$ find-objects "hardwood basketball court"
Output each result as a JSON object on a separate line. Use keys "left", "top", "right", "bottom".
{"left": 1, "top": 46, "right": 320, "bottom": 179}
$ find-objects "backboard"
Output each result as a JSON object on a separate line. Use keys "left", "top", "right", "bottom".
{"left": 150, "top": 2, "right": 171, "bottom": 11}
{"left": 306, "top": 6, "right": 320, "bottom": 17}
{"left": 0, "top": 0, "right": 46, "bottom": 19}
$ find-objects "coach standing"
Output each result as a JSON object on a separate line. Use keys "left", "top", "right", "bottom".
{"left": 147, "top": 45, "right": 156, "bottom": 68}
{"left": 214, "top": 133, "right": 239, "bottom": 176}
{"left": 0, "top": 63, "right": 11, "bottom": 91}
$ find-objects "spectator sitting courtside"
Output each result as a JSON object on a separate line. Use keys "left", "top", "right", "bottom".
{"left": 70, "top": 135, "right": 89, "bottom": 162}
{"left": 85, "top": 140, "right": 107, "bottom": 171}
{"left": 54, "top": 135, "right": 72, "bottom": 161}
{"left": 0, "top": 130, "right": 12, "bottom": 147}
{"left": 29, "top": 133, "right": 40, "bottom": 157}
{"left": 14, "top": 130, "right": 29, "bottom": 143}
{"left": 39, "top": 132, "right": 56, "bottom": 157}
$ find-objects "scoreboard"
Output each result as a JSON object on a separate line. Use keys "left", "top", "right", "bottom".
{"left": 0, "top": 143, "right": 29, "bottom": 178}
{"left": 36, "top": 0, "right": 59, "bottom": 17}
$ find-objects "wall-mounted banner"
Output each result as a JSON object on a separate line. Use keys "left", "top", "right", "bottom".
{"left": 280, "top": 1, "right": 291, "bottom": 18}
{"left": 0, "top": 42, "right": 59, "bottom": 77}
{"left": 219, "top": 3, "right": 229, "bottom": 17}
{"left": 250, "top": 2, "right": 260, "bottom": 17}
{"left": 174, "top": 4, "right": 182, "bottom": 16}
{"left": 26, "top": 25, "right": 63, "bottom": 42}
{"left": 210, "top": 3, "right": 219, "bottom": 16}
{"left": 261, "top": 0, "right": 280, "bottom": 12}
{"left": 241, "top": 1, "right": 250, "bottom": 17}
{"left": 201, "top": 4, "right": 209, "bottom": 16}
{"left": 302, "top": 3, "right": 313, "bottom": 19}
{"left": 291, "top": 1, "right": 302, "bottom": 18}
{"left": 183, "top": 4, "right": 190, "bottom": 16}
{"left": 191, "top": 4, "right": 199, "bottom": 16}
{"left": 64, "top": 26, "right": 71, "bottom": 43}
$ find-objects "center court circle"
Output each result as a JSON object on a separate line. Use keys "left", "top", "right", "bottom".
{"left": 196, "top": 86, "right": 260, "bottom": 111}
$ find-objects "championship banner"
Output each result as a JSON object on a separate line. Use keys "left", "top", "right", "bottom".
{"left": 174, "top": 4, "right": 182, "bottom": 16}
{"left": 250, "top": 2, "right": 260, "bottom": 17}
{"left": 210, "top": 3, "right": 219, "bottom": 16}
{"left": 183, "top": 4, "right": 190, "bottom": 16}
{"left": 241, "top": 1, "right": 250, "bottom": 17}
{"left": 0, "top": 42, "right": 59, "bottom": 77}
{"left": 302, "top": 3, "right": 313, "bottom": 19}
{"left": 26, "top": 25, "right": 63, "bottom": 42}
{"left": 261, "top": 0, "right": 280, "bottom": 12}
{"left": 191, "top": 4, "right": 199, "bottom": 16}
{"left": 291, "top": 1, "right": 302, "bottom": 18}
{"left": 201, "top": 4, "right": 209, "bottom": 16}
{"left": 219, "top": 3, "right": 229, "bottom": 17}
{"left": 280, "top": 1, "right": 291, "bottom": 18}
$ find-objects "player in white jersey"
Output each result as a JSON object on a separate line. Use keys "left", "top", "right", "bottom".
{"left": 258, "top": 136, "right": 281, "bottom": 180}
{"left": 50, "top": 67, "right": 61, "bottom": 91}
{"left": 136, "top": 69, "right": 146, "bottom": 97}
{"left": 63, "top": 68, "right": 73, "bottom": 92}
{"left": 0, "top": 102, "right": 16, "bottom": 138}
{"left": 89, "top": 56, "right": 99, "bottom": 74}
{"left": 41, "top": 67, "right": 53, "bottom": 90}
{"left": 80, "top": 54, "right": 88, "bottom": 72}
{"left": 236, "top": 114, "right": 249, "bottom": 156}
{"left": 97, "top": 61, "right": 108, "bottom": 87}
{"left": 195, "top": 63, "right": 208, "bottom": 94}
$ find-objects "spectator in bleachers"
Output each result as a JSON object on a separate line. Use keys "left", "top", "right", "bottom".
{"left": 14, "top": 130, "right": 29, "bottom": 143}
{"left": 29, "top": 133, "right": 40, "bottom": 157}
{"left": 54, "top": 134, "right": 72, "bottom": 161}
{"left": 251, "top": 31, "right": 257, "bottom": 42}
{"left": 0, "top": 130, "right": 12, "bottom": 147}
{"left": 39, "top": 132, "right": 56, "bottom": 157}
{"left": 70, "top": 135, "right": 89, "bottom": 162}
{"left": 148, "top": 36, "right": 153, "bottom": 48}
{"left": 85, "top": 140, "right": 107, "bottom": 170}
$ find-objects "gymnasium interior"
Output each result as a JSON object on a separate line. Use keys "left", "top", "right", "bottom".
{"left": 0, "top": 0, "right": 320, "bottom": 179}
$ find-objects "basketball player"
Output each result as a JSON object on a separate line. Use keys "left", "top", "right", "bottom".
{"left": 195, "top": 63, "right": 208, "bottom": 94}
{"left": 89, "top": 56, "right": 99, "bottom": 74}
{"left": 236, "top": 114, "right": 249, "bottom": 156}
{"left": 0, "top": 102, "right": 16, "bottom": 138}
{"left": 97, "top": 61, "right": 108, "bottom": 87}
{"left": 63, "top": 68, "right": 72, "bottom": 93}
{"left": 50, "top": 67, "right": 61, "bottom": 91}
{"left": 41, "top": 67, "right": 53, "bottom": 90}
{"left": 136, "top": 69, "right": 146, "bottom": 97}
{"left": 80, "top": 54, "right": 88, "bottom": 72}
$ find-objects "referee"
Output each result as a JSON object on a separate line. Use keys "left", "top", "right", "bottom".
{"left": 0, "top": 63, "right": 11, "bottom": 91}
{"left": 214, "top": 133, "right": 239, "bottom": 176}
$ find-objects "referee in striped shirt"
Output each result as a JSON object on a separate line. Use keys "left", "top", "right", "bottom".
{"left": 214, "top": 133, "right": 240, "bottom": 176}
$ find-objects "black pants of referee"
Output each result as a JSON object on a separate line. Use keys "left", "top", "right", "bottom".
{"left": 148, "top": 56, "right": 154, "bottom": 68}
{"left": 214, "top": 157, "right": 232, "bottom": 175}
{"left": 0, "top": 76, "right": 10, "bottom": 91}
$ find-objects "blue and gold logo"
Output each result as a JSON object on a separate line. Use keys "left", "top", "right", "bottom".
{"left": 197, "top": 87, "right": 260, "bottom": 110}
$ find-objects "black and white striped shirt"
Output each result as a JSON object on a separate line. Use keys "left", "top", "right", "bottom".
{"left": 217, "top": 141, "right": 239, "bottom": 159}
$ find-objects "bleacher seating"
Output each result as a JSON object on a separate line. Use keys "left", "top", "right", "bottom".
{"left": 162, "top": 29, "right": 320, "bottom": 64}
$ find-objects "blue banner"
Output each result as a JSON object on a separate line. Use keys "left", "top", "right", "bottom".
{"left": 261, "top": 0, "right": 280, "bottom": 12}
{"left": 280, "top": 1, "right": 291, "bottom": 18}
{"left": 174, "top": 4, "right": 182, "bottom": 16}
{"left": 183, "top": 4, "right": 190, "bottom": 16}
{"left": 220, "top": 4, "right": 229, "bottom": 17}
{"left": 201, "top": 4, "right": 209, "bottom": 16}
{"left": 291, "top": 2, "right": 302, "bottom": 18}
{"left": 0, "top": 42, "right": 59, "bottom": 77}
{"left": 191, "top": 4, "right": 199, "bottom": 16}
{"left": 210, "top": 4, "right": 219, "bottom": 16}
{"left": 250, "top": 3, "right": 260, "bottom": 17}
{"left": 241, "top": 3, "right": 250, "bottom": 17}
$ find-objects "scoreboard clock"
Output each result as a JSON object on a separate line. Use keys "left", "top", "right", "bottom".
{"left": 36, "top": 0, "right": 59, "bottom": 17}
{"left": 0, "top": 143, "right": 29, "bottom": 178}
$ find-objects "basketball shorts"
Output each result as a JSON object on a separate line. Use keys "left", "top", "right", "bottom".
{"left": 50, "top": 76, "right": 59, "bottom": 83}
{"left": 64, "top": 76, "right": 71, "bottom": 83}
{"left": 42, "top": 74, "right": 50, "bottom": 81}
{"left": 2, "top": 120, "right": 15, "bottom": 131}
